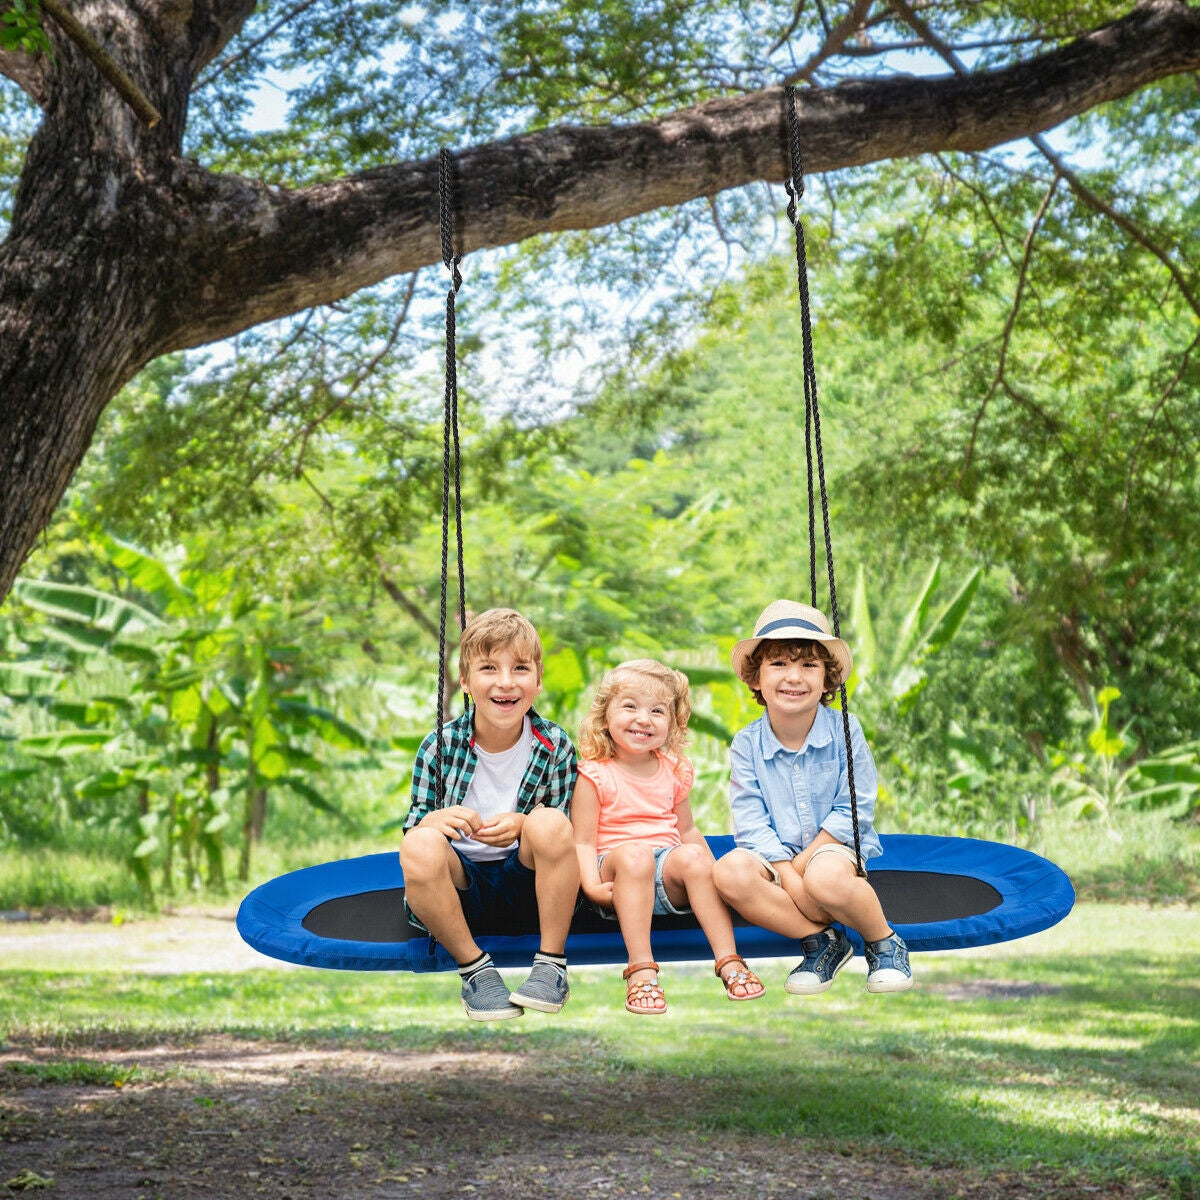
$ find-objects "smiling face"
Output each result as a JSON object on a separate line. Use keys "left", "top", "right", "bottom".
{"left": 604, "top": 685, "right": 673, "bottom": 763}
{"left": 461, "top": 645, "right": 542, "bottom": 751}
{"left": 752, "top": 644, "right": 830, "bottom": 735}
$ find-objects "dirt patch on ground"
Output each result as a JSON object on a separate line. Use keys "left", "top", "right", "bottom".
{"left": 0, "top": 1038, "right": 1166, "bottom": 1200}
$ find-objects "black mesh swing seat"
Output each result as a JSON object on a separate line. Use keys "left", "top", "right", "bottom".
{"left": 237, "top": 104, "right": 1075, "bottom": 976}
{"left": 236, "top": 833, "right": 1074, "bottom": 972}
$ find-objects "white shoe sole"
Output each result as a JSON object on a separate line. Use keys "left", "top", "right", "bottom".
{"left": 509, "top": 991, "right": 567, "bottom": 1013}
{"left": 462, "top": 1000, "right": 524, "bottom": 1020}
{"left": 866, "top": 970, "right": 913, "bottom": 994}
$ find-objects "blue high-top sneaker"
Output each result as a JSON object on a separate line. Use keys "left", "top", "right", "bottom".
{"left": 784, "top": 927, "right": 854, "bottom": 995}
{"left": 864, "top": 932, "right": 913, "bottom": 993}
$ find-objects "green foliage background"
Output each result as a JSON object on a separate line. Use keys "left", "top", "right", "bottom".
{"left": 1, "top": 0, "right": 1198, "bottom": 903}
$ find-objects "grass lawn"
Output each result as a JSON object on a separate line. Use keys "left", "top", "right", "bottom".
{"left": 2, "top": 901, "right": 1197, "bottom": 1198}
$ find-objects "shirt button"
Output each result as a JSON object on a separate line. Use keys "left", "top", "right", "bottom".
{"left": 793, "top": 764, "right": 800, "bottom": 772}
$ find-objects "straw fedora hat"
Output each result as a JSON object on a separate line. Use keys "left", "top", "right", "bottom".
{"left": 730, "top": 600, "right": 853, "bottom": 683}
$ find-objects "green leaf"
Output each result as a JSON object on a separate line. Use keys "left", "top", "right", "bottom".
{"left": 273, "top": 699, "right": 368, "bottom": 749}
{"left": 541, "top": 647, "right": 586, "bottom": 695}
{"left": 667, "top": 666, "right": 733, "bottom": 687}
{"left": 1135, "top": 761, "right": 1200, "bottom": 786}
{"left": 0, "top": 766, "right": 38, "bottom": 786}
{"left": 18, "top": 730, "right": 116, "bottom": 757}
{"left": 388, "top": 733, "right": 427, "bottom": 752}
{"left": 133, "top": 836, "right": 160, "bottom": 859}
{"left": 0, "top": 662, "right": 62, "bottom": 697}
{"left": 98, "top": 535, "right": 194, "bottom": 615}
{"left": 29, "top": 623, "right": 116, "bottom": 655}
{"left": 687, "top": 712, "right": 736, "bottom": 745}
{"left": 894, "top": 560, "right": 940, "bottom": 663}
{"left": 13, "top": 578, "right": 163, "bottom": 635}
{"left": 76, "top": 769, "right": 147, "bottom": 798}
{"left": 850, "top": 564, "right": 877, "bottom": 683}
{"left": 1087, "top": 726, "right": 1126, "bottom": 759}
{"left": 920, "top": 567, "right": 982, "bottom": 658}
{"left": 43, "top": 701, "right": 89, "bottom": 726}
{"left": 278, "top": 775, "right": 351, "bottom": 823}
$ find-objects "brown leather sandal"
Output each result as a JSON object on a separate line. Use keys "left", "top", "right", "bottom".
{"left": 714, "top": 953, "right": 765, "bottom": 1002}
{"left": 622, "top": 960, "right": 666, "bottom": 1015}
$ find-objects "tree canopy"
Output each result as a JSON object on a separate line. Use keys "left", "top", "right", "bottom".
{"left": 0, "top": 0, "right": 1199, "bottom": 601}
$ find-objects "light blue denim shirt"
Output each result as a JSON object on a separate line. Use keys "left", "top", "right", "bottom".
{"left": 729, "top": 705, "right": 883, "bottom": 863}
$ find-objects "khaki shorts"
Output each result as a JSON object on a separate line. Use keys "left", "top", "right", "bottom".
{"left": 739, "top": 841, "right": 863, "bottom": 883}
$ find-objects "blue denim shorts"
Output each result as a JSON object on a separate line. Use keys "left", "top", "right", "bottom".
{"left": 593, "top": 844, "right": 692, "bottom": 919}
{"left": 454, "top": 846, "right": 540, "bottom": 936}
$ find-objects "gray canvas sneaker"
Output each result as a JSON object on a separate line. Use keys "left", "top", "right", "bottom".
{"left": 461, "top": 965, "right": 523, "bottom": 1021}
{"left": 510, "top": 960, "right": 570, "bottom": 1013}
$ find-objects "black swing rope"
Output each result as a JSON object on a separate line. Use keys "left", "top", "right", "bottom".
{"left": 434, "top": 146, "right": 468, "bottom": 808}
{"left": 783, "top": 85, "right": 865, "bottom": 877}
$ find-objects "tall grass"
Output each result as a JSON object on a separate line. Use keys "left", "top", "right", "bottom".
{"left": 1032, "top": 807, "right": 1199, "bottom": 905}
{"left": 0, "top": 846, "right": 146, "bottom": 910}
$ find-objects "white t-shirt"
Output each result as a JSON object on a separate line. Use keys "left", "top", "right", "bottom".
{"left": 454, "top": 717, "right": 533, "bottom": 862}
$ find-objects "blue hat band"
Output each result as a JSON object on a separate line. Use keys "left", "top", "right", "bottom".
{"left": 755, "top": 616, "right": 827, "bottom": 638}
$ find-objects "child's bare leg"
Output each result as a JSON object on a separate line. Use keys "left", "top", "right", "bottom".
{"left": 603, "top": 842, "right": 663, "bottom": 1012}
{"left": 399, "top": 829, "right": 478, "bottom": 963}
{"left": 518, "top": 807, "right": 579, "bottom": 954}
{"left": 777, "top": 862, "right": 827, "bottom": 926}
{"left": 802, "top": 853, "right": 892, "bottom": 942}
{"left": 713, "top": 849, "right": 825, "bottom": 940}
{"left": 662, "top": 846, "right": 763, "bottom": 999}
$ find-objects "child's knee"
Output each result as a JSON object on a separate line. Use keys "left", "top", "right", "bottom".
{"left": 608, "top": 841, "right": 656, "bottom": 878}
{"left": 671, "top": 843, "right": 712, "bottom": 880}
{"left": 804, "top": 856, "right": 856, "bottom": 907}
{"left": 399, "top": 827, "right": 451, "bottom": 879}
{"left": 522, "top": 806, "right": 573, "bottom": 850}
{"left": 712, "top": 849, "right": 758, "bottom": 898}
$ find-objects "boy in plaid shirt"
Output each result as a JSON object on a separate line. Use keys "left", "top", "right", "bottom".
{"left": 401, "top": 609, "right": 579, "bottom": 1020}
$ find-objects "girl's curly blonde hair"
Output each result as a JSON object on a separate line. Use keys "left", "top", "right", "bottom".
{"left": 577, "top": 659, "right": 691, "bottom": 762}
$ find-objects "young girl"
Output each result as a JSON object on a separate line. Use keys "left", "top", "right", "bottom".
{"left": 571, "top": 659, "right": 765, "bottom": 1014}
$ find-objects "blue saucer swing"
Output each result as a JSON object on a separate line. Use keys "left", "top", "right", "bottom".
{"left": 236, "top": 833, "right": 1074, "bottom": 972}
{"left": 237, "top": 98, "right": 1074, "bottom": 975}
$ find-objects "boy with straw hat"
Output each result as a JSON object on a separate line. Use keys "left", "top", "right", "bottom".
{"left": 712, "top": 600, "right": 913, "bottom": 995}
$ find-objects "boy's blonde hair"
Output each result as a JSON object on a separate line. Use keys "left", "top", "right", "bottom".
{"left": 458, "top": 608, "right": 543, "bottom": 678}
{"left": 740, "top": 638, "right": 844, "bottom": 708}
{"left": 578, "top": 659, "right": 691, "bottom": 761}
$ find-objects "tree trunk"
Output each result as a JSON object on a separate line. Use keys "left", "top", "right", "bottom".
{"left": 0, "top": 1, "right": 1197, "bottom": 602}
{"left": 250, "top": 786, "right": 267, "bottom": 843}
{"left": 238, "top": 753, "right": 256, "bottom": 883}
{"left": 203, "top": 721, "right": 226, "bottom": 889}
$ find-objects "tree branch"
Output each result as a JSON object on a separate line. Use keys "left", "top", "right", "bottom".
{"left": 1029, "top": 131, "right": 1200, "bottom": 322}
{"left": 889, "top": 0, "right": 1200, "bottom": 322}
{"left": 782, "top": 0, "right": 875, "bottom": 85}
{"left": 160, "top": 0, "right": 1200, "bottom": 355}
{"left": 39, "top": 0, "right": 160, "bottom": 127}
{"left": 1120, "top": 330, "right": 1200, "bottom": 539}
{"left": 961, "top": 175, "right": 1060, "bottom": 483}
{"left": 194, "top": 0, "right": 323, "bottom": 90}
{"left": 0, "top": 35, "right": 47, "bottom": 104}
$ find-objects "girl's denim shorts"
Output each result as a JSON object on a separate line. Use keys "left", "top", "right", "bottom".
{"left": 592, "top": 843, "right": 693, "bottom": 919}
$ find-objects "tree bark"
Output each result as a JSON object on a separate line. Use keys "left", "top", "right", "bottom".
{"left": 0, "top": 0, "right": 1198, "bottom": 602}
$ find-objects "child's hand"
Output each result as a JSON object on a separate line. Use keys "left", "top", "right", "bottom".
{"left": 419, "top": 805, "right": 481, "bottom": 840}
{"left": 583, "top": 880, "right": 615, "bottom": 909}
{"left": 473, "top": 812, "right": 525, "bottom": 846}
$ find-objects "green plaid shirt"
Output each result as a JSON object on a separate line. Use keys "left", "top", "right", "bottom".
{"left": 403, "top": 708, "right": 578, "bottom": 832}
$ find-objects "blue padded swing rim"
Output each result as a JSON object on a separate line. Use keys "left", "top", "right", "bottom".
{"left": 236, "top": 833, "right": 1075, "bottom": 972}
